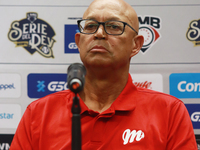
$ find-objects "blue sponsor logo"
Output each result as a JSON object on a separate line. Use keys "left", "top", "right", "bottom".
{"left": 185, "top": 104, "right": 200, "bottom": 129}
{"left": 64, "top": 24, "right": 79, "bottom": 53}
{"left": 0, "top": 113, "right": 14, "bottom": 119}
{"left": 0, "top": 84, "right": 15, "bottom": 90}
{"left": 169, "top": 73, "right": 200, "bottom": 98}
{"left": 28, "top": 73, "right": 68, "bottom": 98}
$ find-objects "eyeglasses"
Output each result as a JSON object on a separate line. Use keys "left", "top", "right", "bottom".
{"left": 77, "top": 19, "right": 138, "bottom": 35}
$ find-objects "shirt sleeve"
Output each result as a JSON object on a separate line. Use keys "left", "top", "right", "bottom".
{"left": 166, "top": 100, "right": 197, "bottom": 150}
{"left": 10, "top": 106, "right": 33, "bottom": 150}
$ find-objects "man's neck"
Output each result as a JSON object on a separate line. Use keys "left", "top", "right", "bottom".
{"left": 79, "top": 71, "right": 129, "bottom": 113}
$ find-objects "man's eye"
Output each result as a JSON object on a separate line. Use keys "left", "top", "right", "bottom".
{"left": 85, "top": 24, "right": 98, "bottom": 30}
{"left": 106, "top": 24, "right": 122, "bottom": 30}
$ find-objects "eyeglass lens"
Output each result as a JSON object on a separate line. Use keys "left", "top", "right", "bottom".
{"left": 79, "top": 20, "right": 124, "bottom": 35}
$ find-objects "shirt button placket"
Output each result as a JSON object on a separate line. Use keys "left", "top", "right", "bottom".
{"left": 91, "top": 116, "right": 106, "bottom": 143}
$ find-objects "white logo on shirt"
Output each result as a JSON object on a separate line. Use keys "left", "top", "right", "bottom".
{"left": 122, "top": 129, "right": 145, "bottom": 145}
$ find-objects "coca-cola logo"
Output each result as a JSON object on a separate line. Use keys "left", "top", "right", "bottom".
{"left": 131, "top": 74, "right": 163, "bottom": 92}
{"left": 133, "top": 81, "right": 152, "bottom": 89}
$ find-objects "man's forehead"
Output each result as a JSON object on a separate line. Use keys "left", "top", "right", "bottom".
{"left": 83, "top": 0, "right": 138, "bottom": 30}
{"left": 84, "top": 14, "right": 123, "bottom": 21}
{"left": 83, "top": 5, "right": 126, "bottom": 21}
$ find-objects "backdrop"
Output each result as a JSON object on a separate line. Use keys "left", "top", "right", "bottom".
{"left": 0, "top": 0, "right": 200, "bottom": 149}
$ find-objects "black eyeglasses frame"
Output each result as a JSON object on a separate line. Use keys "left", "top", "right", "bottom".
{"left": 77, "top": 19, "right": 138, "bottom": 35}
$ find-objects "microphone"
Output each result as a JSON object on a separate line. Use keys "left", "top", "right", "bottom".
{"left": 68, "top": 63, "right": 85, "bottom": 150}
{"left": 67, "top": 63, "right": 86, "bottom": 93}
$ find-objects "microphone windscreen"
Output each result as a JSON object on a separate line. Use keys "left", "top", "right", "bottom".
{"left": 67, "top": 63, "right": 86, "bottom": 93}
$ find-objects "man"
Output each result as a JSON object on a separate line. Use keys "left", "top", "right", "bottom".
{"left": 10, "top": 0, "right": 197, "bottom": 149}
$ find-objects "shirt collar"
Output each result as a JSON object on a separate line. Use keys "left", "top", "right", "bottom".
{"left": 109, "top": 74, "right": 137, "bottom": 112}
{"left": 68, "top": 74, "right": 138, "bottom": 115}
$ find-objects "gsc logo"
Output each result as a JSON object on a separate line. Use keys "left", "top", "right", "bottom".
{"left": 28, "top": 73, "right": 68, "bottom": 98}
{"left": 37, "top": 81, "right": 67, "bottom": 92}
{"left": 185, "top": 104, "right": 200, "bottom": 129}
{"left": 68, "top": 42, "right": 78, "bottom": 50}
{"left": 191, "top": 112, "right": 200, "bottom": 122}
{"left": 169, "top": 73, "right": 200, "bottom": 98}
{"left": 48, "top": 81, "right": 68, "bottom": 91}
{"left": 64, "top": 25, "right": 79, "bottom": 53}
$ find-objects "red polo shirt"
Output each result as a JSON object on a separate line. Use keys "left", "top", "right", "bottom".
{"left": 10, "top": 75, "right": 197, "bottom": 150}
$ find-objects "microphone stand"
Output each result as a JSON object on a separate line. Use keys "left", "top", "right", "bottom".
{"left": 71, "top": 93, "right": 81, "bottom": 150}
{"left": 67, "top": 63, "right": 86, "bottom": 150}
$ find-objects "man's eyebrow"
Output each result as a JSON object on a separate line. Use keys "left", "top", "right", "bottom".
{"left": 106, "top": 18, "right": 121, "bottom": 21}
{"left": 84, "top": 16, "right": 121, "bottom": 21}
{"left": 84, "top": 17, "right": 96, "bottom": 20}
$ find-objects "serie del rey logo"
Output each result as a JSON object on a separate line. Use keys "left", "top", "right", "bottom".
{"left": 8, "top": 12, "right": 56, "bottom": 58}
{"left": 186, "top": 19, "right": 200, "bottom": 46}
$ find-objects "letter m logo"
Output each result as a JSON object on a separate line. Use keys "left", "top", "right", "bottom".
{"left": 122, "top": 129, "right": 145, "bottom": 145}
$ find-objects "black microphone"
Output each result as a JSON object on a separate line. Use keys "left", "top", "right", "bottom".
{"left": 67, "top": 63, "right": 86, "bottom": 93}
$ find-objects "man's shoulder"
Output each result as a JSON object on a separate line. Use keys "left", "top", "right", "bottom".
{"left": 136, "top": 87, "right": 183, "bottom": 107}
{"left": 27, "top": 90, "right": 73, "bottom": 109}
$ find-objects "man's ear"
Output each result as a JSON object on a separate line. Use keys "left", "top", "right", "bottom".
{"left": 75, "top": 33, "right": 81, "bottom": 52}
{"left": 130, "top": 35, "right": 144, "bottom": 57}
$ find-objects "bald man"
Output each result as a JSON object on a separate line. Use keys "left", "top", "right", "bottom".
{"left": 75, "top": 0, "right": 143, "bottom": 113}
{"left": 10, "top": 0, "right": 197, "bottom": 149}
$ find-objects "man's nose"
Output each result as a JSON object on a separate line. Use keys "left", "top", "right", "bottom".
{"left": 94, "top": 24, "right": 107, "bottom": 39}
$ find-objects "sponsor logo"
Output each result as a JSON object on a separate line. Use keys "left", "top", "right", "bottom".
{"left": 28, "top": 73, "right": 68, "bottom": 98}
{"left": 196, "top": 135, "right": 200, "bottom": 149}
{"left": 0, "top": 84, "right": 15, "bottom": 90}
{"left": 0, "top": 73, "right": 21, "bottom": 98}
{"left": 0, "top": 134, "right": 14, "bottom": 150}
{"left": 191, "top": 112, "right": 200, "bottom": 122}
{"left": 169, "top": 73, "right": 200, "bottom": 98}
{"left": 8, "top": 12, "right": 56, "bottom": 58}
{"left": 0, "top": 104, "right": 21, "bottom": 129}
{"left": 134, "top": 81, "right": 152, "bottom": 89}
{"left": 0, "top": 143, "right": 10, "bottom": 150}
{"left": 186, "top": 19, "right": 200, "bottom": 46}
{"left": 131, "top": 74, "right": 163, "bottom": 92}
{"left": 64, "top": 25, "right": 79, "bottom": 53}
{"left": 185, "top": 104, "right": 200, "bottom": 129}
{"left": 64, "top": 16, "right": 161, "bottom": 54}
{"left": 122, "top": 129, "right": 145, "bottom": 145}
{"left": 138, "top": 16, "right": 161, "bottom": 53}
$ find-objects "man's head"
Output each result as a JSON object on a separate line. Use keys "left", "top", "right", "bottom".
{"left": 75, "top": 0, "right": 144, "bottom": 70}
{"left": 83, "top": 0, "right": 139, "bottom": 33}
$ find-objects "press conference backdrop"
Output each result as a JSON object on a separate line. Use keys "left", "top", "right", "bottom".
{"left": 0, "top": 0, "right": 200, "bottom": 149}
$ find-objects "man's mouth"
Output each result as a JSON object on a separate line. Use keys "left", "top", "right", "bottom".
{"left": 90, "top": 45, "right": 108, "bottom": 53}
